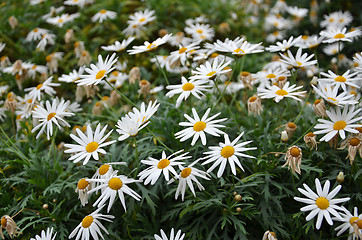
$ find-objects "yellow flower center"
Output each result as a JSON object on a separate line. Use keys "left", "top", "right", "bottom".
{"left": 99, "top": 164, "right": 110, "bottom": 175}
{"left": 179, "top": 47, "right": 187, "bottom": 54}
{"left": 1, "top": 217, "right": 6, "bottom": 227}
{"left": 350, "top": 217, "right": 359, "bottom": 226}
{"left": 100, "top": 9, "right": 107, "bottom": 14}
{"left": 266, "top": 73, "right": 276, "bottom": 78}
{"left": 327, "top": 97, "right": 337, "bottom": 103}
{"left": 306, "top": 132, "right": 315, "bottom": 137}
{"left": 210, "top": 53, "right": 219, "bottom": 58}
{"left": 47, "top": 112, "right": 56, "bottom": 121}
{"left": 296, "top": 61, "right": 302, "bottom": 66}
{"left": 193, "top": 121, "right": 206, "bottom": 132}
{"left": 233, "top": 48, "right": 245, "bottom": 54}
{"left": 139, "top": 17, "right": 146, "bottom": 22}
{"left": 81, "top": 216, "right": 94, "bottom": 228}
{"left": 96, "top": 70, "right": 106, "bottom": 80}
{"left": 157, "top": 159, "right": 170, "bottom": 169}
{"left": 58, "top": 19, "right": 63, "bottom": 23}
{"left": 333, "top": 120, "right": 347, "bottom": 130}
{"left": 31, "top": 65, "right": 37, "bottom": 70}
{"left": 181, "top": 167, "right": 192, "bottom": 178}
{"left": 182, "top": 82, "right": 194, "bottom": 91}
{"left": 287, "top": 122, "right": 297, "bottom": 129}
{"left": 278, "top": 76, "right": 286, "bottom": 81}
{"left": 220, "top": 146, "right": 235, "bottom": 158}
{"left": 315, "top": 197, "right": 329, "bottom": 210}
{"left": 108, "top": 177, "right": 123, "bottom": 190}
{"left": 350, "top": 138, "right": 360, "bottom": 146}
{"left": 36, "top": 84, "right": 43, "bottom": 90}
{"left": 334, "top": 76, "right": 346, "bottom": 82}
{"left": 249, "top": 96, "right": 257, "bottom": 102}
{"left": 207, "top": 71, "right": 216, "bottom": 77}
{"left": 147, "top": 43, "right": 157, "bottom": 50}
{"left": 86, "top": 142, "right": 99, "bottom": 153}
{"left": 77, "top": 178, "right": 89, "bottom": 190}
{"left": 334, "top": 33, "right": 345, "bottom": 39}
{"left": 196, "top": 29, "right": 203, "bottom": 34}
{"left": 290, "top": 147, "right": 301, "bottom": 157}
{"left": 302, "top": 35, "right": 309, "bottom": 40}
{"left": 275, "top": 89, "right": 288, "bottom": 96}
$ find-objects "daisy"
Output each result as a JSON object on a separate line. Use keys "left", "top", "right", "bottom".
{"left": 36, "top": 33, "right": 56, "bottom": 51}
{"left": 0, "top": 43, "right": 5, "bottom": 53}
{"left": 30, "top": 227, "right": 56, "bottom": 240}
{"left": 64, "top": 0, "right": 93, "bottom": 8}
{"left": 314, "top": 105, "right": 362, "bottom": 142}
{"left": 101, "top": 37, "right": 135, "bottom": 52}
{"left": 294, "top": 178, "right": 350, "bottom": 230}
{"left": 128, "top": 100, "right": 160, "bottom": 126}
{"left": 69, "top": 205, "right": 114, "bottom": 240}
{"left": 266, "top": 36, "right": 301, "bottom": 52}
{"left": 257, "top": 81, "right": 306, "bottom": 103}
{"left": 87, "top": 171, "right": 141, "bottom": 212}
{"left": 266, "top": 30, "right": 286, "bottom": 43}
{"left": 166, "top": 77, "right": 212, "bottom": 108}
{"left": 46, "top": 13, "right": 80, "bottom": 27}
{"left": 333, "top": 207, "right": 362, "bottom": 240}
{"left": 353, "top": 52, "right": 362, "bottom": 73}
{"left": 312, "top": 84, "right": 358, "bottom": 106}
{"left": 320, "top": 28, "right": 361, "bottom": 43}
{"left": 138, "top": 150, "right": 189, "bottom": 185}
{"left": 175, "top": 108, "right": 227, "bottom": 146}
{"left": 64, "top": 123, "right": 116, "bottom": 165}
{"left": 202, "top": 132, "right": 256, "bottom": 178}
{"left": 91, "top": 162, "right": 127, "bottom": 191}
{"left": 168, "top": 160, "right": 210, "bottom": 201}
{"left": 92, "top": 9, "right": 117, "bottom": 23}
{"left": 185, "top": 23, "right": 214, "bottom": 41}
{"left": 77, "top": 53, "right": 118, "bottom": 86}
{"left": 279, "top": 48, "right": 317, "bottom": 68}
{"left": 190, "top": 58, "right": 232, "bottom": 81}
{"left": 166, "top": 41, "right": 201, "bottom": 66}
{"left": 25, "top": 28, "right": 49, "bottom": 42}
{"left": 323, "top": 42, "right": 344, "bottom": 56}
{"left": 286, "top": 6, "right": 308, "bottom": 19}
{"left": 31, "top": 99, "right": 74, "bottom": 140}
{"left": 24, "top": 76, "right": 60, "bottom": 102}
{"left": 58, "top": 66, "right": 85, "bottom": 83}
{"left": 127, "top": 34, "right": 171, "bottom": 55}
{"left": 25, "top": 63, "right": 48, "bottom": 80}
{"left": 122, "top": 23, "right": 147, "bottom": 38}
{"left": 318, "top": 70, "right": 361, "bottom": 92}
{"left": 154, "top": 228, "right": 185, "bottom": 240}
{"left": 116, "top": 115, "right": 147, "bottom": 141}
{"left": 127, "top": 9, "right": 156, "bottom": 27}
{"left": 214, "top": 37, "right": 264, "bottom": 57}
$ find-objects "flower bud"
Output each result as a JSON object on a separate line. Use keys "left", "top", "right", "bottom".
{"left": 234, "top": 194, "right": 242, "bottom": 202}
{"left": 336, "top": 172, "right": 344, "bottom": 183}
{"left": 281, "top": 130, "right": 289, "bottom": 142}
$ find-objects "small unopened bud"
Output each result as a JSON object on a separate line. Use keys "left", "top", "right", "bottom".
{"left": 281, "top": 130, "right": 289, "bottom": 142}
{"left": 234, "top": 194, "right": 242, "bottom": 202}
{"left": 336, "top": 172, "right": 344, "bottom": 183}
{"left": 158, "top": 29, "right": 168, "bottom": 37}
{"left": 236, "top": 207, "right": 242, "bottom": 213}
{"left": 42, "top": 204, "right": 49, "bottom": 210}
{"left": 233, "top": 191, "right": 237, "bottom": 196}
{"left": 52, "top": 199, "right": 57, "bottom": 203}
{"left": 217, "top": 22, "right": 231, "bottom": 34}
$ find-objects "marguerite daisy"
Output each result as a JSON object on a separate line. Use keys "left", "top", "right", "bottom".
{"left": 77, "top": 53, "right": 118, "bottom": 86}
{"left": 127, "top": 34, "right": 171, "bottom": 55}
{"left": 166, "top": 41, "right": 201, "bottom": 66}
{"left": 314, "top": 105, "right": 362, "bottom": 142}
{"left": 101, "top": 37, "right": 135, "bottom": 52}
{"left": 24, "top": 76, "right": 60, "bottom": 102}
{"left": 68, "top": 205, "right": 114, "bottom": 240}
{"left": 154, "top": 228, "right": 185, "bottom": 240}
{"left": 175, "top": 108, "right": 227, "bottom": 146}
{"left": 318, "top": 70, "right": 361, "bottom": 92}
{"left": 64, "top": 123, "right": 116, "bottom": 165}
{"left": 257, "top": 81, "right": 306, "bottom": 103}
{"left": 31, "top": 98, "right": 74, "bottom": 140}
{"left": 320, "top": 27, "right": 361, "bottom": 44}
{"left": 294, "top": 178, "right": 350, "bottom": 230}
{"left": 333, "top": 207, "right": 362, "bottom": 240}
{"left": 87, "top": 171, "right": 141, "bottom": 212}
{"left": 279, "top": 48, "right": 317, "bottom": 68}
{"left": 30, "top": 227, "right": 56, "bottom": 240}
{"left": 91, "top": 9, "right": 116, "bottom": 23}
{"left": 190, "top": 58, "right": 232, "bottom": 81}
{"left": 166, "top": 77, "right": 212, "bottom": 108}
{"left": 202, "top": 132, "right": 256, "bottom": 178}
{"left": 312, "top": 84, "right": 358, "bottom": 106}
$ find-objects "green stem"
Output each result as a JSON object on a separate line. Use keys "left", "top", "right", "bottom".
{"left": 133, "top": 138, "right": 139, "bottom": 178}
{"left": 294, "top": 89, "right": 312, "bottom": 123}
{"left": 0, "top": 125, "right": 30, "bottom": 165}
{"left": 154, "top": 55, "right": 170, "bottom": 86}
{"left": 146, "top": 127, "right": 173, "bottom": 153}
{"left": 104, "top": 79, "right": 137, "bottom": 108}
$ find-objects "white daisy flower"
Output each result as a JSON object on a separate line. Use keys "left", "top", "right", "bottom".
{"left": 31, "top": 99, "right": 74, "bottom": 140}
{"left": 175, "top": 108, "right": 227, "bottom": 146}
{"left": 279, "top": 48, "right": 317, "bottom": 68}
{"left": 127, "top": 100, "right": 160, "bottom": 127}
{"left": 266, "top": 30, "right": 287, "bottom": 43}
{"left": 77, "top": 53, "right": 118, "bottom": 86}
{"left": 90, "top": 162, "right": 127, "bottom": 192}
{"left": 45, "top": 13, "right": 80, "bottom": 27}
{"left": 116, "top": 115, "right": 147, "bottom": 141}
{"left": 64, "top": 0, "right": 93, "bottom": 8}
{"left": 333, "top": 207, "right": 362, "bottom": 240}
{"left": 127, "top": 34, "right": 171, "bottom": 55}
{"left": 168, "top": 160, "right": 210, "bottom": 201}
{"left": 127, "top": 9, "right": 156, "bottom": 26}
{"left": 0, "top": 42, "right": 5, "bottom": 53}
{"left": 266, "top": 36, "right": 302, "bottom": 52}
{"left": 314, "top": 105, "right": 362, "bottom": 142}
{"left": 166, "top": 77, "right": 212, "bottom": 108}
{"left": 202, "top": 132, "right": 256, "bottom": 178}
{"left": 122, "top": 23, "right": 147, "bottom": 38}
{"left": 320, "top": 27, "right": 361, "bottom": 43}
{"left": 101, "top": 37, "right": 135, "bottom": 52}
{"left": 154, "top": 228, "right": 185, "bottom": 240}
{"left": 214, "top": 37, "right": 264, "bottom": 57}
{"left": 138, "top": 150, "right": 189, "bottom": 185}
{"left": 26, "top": 28, "right": 49, "bottom": 42}
{"left": 323, "top": 42, "right": 344, "bottom": 56}
{"left": 257, "top": 81, "right": 306, "bottom": 103}
{"left": 166, "top": 41, "right": 201, "bottom": 66}
{"left": 185, "top": 23, "right": 214, "bottom": 41}
{"left": 91, "top": 9, "right": 117, "bottom": 23}
{"left": 64, "top": 123, "right": 116, "bottom": 165}
{"left": 58, "top": 66, "right": 85, "bottom": 83}
{"left": 318, "top": 69, "right": 361, "bottom": 92}
{"left": 353, "top": 52, "right": 362, "bottom": 73}
{"left": 36, "top": 33, "right": 56, "bottom": 51}
{"left": 68, "top": 205, "right": 114, "bottom": 240}
{"left": 30, "top": 227, "right": 56, "bottom": 240}
{"left": 294, "top": 178, "right": 350, "bottom": 230}
{"left": 87, "top": 171, "right": 141, "bottom": 212}
{"left": 190, "top": 58, "right": 232, "bottom": 81}
{"left": 312, "top": 84, "right": 358, "bottom": 106}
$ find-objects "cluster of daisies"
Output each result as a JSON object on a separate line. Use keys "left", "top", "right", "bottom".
{"left": 1, "top": 0, "right": 362, "bottom": 239}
